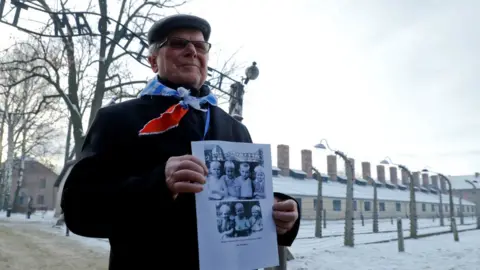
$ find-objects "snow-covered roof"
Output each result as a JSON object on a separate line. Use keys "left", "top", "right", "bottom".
{"left": 272, "top": 175, "right": 475, "bottom": 205}
{"left": 448, "top": 175, "right": 480, "bottom": 190}
{"left": 397, "top": 184, "right": 407, "bottom": 189}
{"left": 290, "top": 169, "right": 307, "bottom": 175}
{"left": 272, "top": 166, "right": 281, "bottom": 172}
{"left": 355, "top": 178, "right": 368, "bottom": 183}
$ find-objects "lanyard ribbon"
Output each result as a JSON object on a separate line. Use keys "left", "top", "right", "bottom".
{"left": 137, "top": 77, "right": 217, "bottom": 139}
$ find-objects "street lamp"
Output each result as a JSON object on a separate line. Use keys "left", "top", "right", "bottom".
{"left": 465, "top": 179, "right": 479, "bottom": 229}
{"left": 315, "top": 139, "right": 354, "bottom": 247}
{"left": 380, "top": 157, "right": 418, "bottom": 238}
{"left": 228, "top": 62, "right": 259, "bottom": 122}
{"left": 422, "top": 168, "right": 455, "bottom": 232}
{"left": 312, "top": 166, "right": 323, "bottom": 238}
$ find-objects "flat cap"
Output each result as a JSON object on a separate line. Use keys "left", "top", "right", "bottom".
{"left": 147, "top": 14, "right": 211, "bottom": 45}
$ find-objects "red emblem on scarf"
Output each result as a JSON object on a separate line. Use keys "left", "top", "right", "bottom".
{"left": 139, "top": 103, "right": 188, "bottom": 135}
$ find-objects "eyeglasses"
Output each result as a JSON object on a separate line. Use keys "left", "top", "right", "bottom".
{"left": 159, "top": 37, "right": 212, "bottom": 53}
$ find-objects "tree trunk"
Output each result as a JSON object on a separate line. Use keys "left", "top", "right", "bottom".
{"left": 88, "top": 0, "right": 109, "bottom": 127}
{"left": 12, "top": 114, "right": 27, "bottom": 213}
{"left": 64, "top": 119, "right": 72, "bottom": 165}
{"left": 0, "top": 106, "right": 7, "bottom": 208}
{"left": 2, "top": 114, "right": 15, "bottom": 210}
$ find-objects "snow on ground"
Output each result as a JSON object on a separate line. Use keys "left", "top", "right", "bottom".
{"left": 1, "top": 211, "right": 478, "bottom": 269}
{"left": 0, "top": 222, "right": 109, "bottom": 270}
{"left": 289, "top": 230, "right": 480, "bottom": 270}
{"left": 297, "top": 217, "right": 477, "bottom": 238}
{"left": 0, "top": 210, "right": 110, "bottom": 254}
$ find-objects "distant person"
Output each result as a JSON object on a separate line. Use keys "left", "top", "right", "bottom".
{"left": 253, "top": 165, "right": 266, "bottom": 199}
{"left": 61, "top": 14, "right": 301, "bottom": 270}
{"left": 207, "top": 161, "right": 227, "bottom": 200}
{"left": 249, "top": 205, "right": 263, "bottom": 235}
{"left": 217, "top": 204, "right": 235, "bottom": 239}
{"left": 234, "top": 203, "right": 251, "bottom": 237}
{"left": 237, "top": 163, "right": 253, "bottom": 199}
{"left": 222, "top": 161, "right": 241, "bottom": 198}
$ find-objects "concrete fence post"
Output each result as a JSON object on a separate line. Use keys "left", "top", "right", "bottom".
{"left": 397, "top": 218, "right": 405, "bottom": 252}
{"left": 323, "top": 209, "right": 327, "bottom": 229}
{"left": 266, "top": 246, "right": 287, "bottom": 270}
{"left": 452, "top": 218, "right": 459, "bottom": 242}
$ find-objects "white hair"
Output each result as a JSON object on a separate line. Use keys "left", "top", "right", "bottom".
{"left": 209, "top": 161, "right": 221, "bottom": 169}
{"left": 254, "top": 165, "right": 264, "bottom": 174}
{"left": 224, "top": 161, "right": 235, "bottom": 169}
{"left": 148, "top": 42, "right": 163, "bottom": 57}
{"left": 251, "top": 205, "right": 261, "bottom": 213}
{"left": 240, "top": 163, "right": 250, "bottom": 170}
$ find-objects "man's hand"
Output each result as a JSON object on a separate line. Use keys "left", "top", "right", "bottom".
{"left": 273, "top": 198, "right": 299, "bottom": 235}
{"left": 165, "top": 155, "right": 208, "bottom": 198}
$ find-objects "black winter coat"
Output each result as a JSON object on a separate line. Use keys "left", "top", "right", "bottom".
{"left": 61, "top": 80, "right": 301, "bottom": 270}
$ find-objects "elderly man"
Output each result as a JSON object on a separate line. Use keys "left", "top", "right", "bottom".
{"left": 61, "top": 14, "right": 300, "bottom": 270}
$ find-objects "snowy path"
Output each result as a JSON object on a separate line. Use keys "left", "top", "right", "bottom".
{"left": 288, "top": 230, "right": 480, "bottom": 270}
{"left": 0, "top": 222, "right": 109, "bottom": 270}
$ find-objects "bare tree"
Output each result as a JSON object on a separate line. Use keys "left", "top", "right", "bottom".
{"left": 0, "top": 0, "right": 186, "bottom": 159}
{"left": 0, "top": 58, "right": 62, "bottom": 210}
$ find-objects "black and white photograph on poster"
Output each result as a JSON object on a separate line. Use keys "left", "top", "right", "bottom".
{"left": 191, "top": 141, "right": 278, "bottom": 270}
{"left": 204, "top": 143, "right": 266, "bottom": 201}
{"left": 216, "top": 200, "right": 263, "bottom": 240}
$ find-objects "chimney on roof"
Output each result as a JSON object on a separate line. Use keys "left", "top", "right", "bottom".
{"left": 431, "top": 175, "right": 439, "bottom": 189}
{"left": 412, "top": 172, "right": 420, "bottom": 187}
{"left": 362, "top": 162, "right": 372, "bottom": 184}
{"left": 301, "top": 149, "right": 312, "bottom": 178}
{"left": 327, "top": 155, "right": 337, "bottom": 181}
{"left": 376, "top": 165, "right": 386, "bottom": 183}
{"left": 422, "top": 173, "right": 429, "bottom": 187}
{"left": 390, "top": 167, "right": 398, "bottom": 185}
{"left": 401, "top": 169, "right": 409, "bottom": 186}
{"left": 277, "top": 144, "right": 290, "bottom": 177}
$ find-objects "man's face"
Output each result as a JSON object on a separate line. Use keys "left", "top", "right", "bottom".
{"left": 220, "top": 205, "right": 230, "bottom": 219}
{"left": 256, "top": 171, "right": 265, "bottom": 182}
{"left": 210, "top": 162, "right": 221, "bottom": 178}
{"left": 225, "top": 167, "right": 234, "bottom": 178}
{"left": 148, "top": 29, "right": 208, "bottom": 89}
{"left": 240, "top": 167, "right": 249, "bottom": 179}
{"left": 235, "top": 204, "right": 244, "bottom": 217}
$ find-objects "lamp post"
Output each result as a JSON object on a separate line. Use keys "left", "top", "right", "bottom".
{"left": 380, "top": 157, "right": 417, "bottom": 239}
{"left": 226, "top": 62, "right": 259, "bottom": 122}
{"left": 315, "top": 139, "right": 354, "bottom": 247}
{"left": 465, "top": 180, "right": 479, "bottom": 229}
{"left": 423, "top": 169, "right": 455, "bottom": 232}
{"left": 312, "top": 166, "right": 323, "bottom": 238}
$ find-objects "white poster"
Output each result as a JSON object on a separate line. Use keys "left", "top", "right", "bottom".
{"left": 191, "top": 141, "right": 279, "bottom": 270}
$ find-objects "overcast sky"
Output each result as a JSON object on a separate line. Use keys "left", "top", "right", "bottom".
{"left": 179, "top": 0, "right": 480, "bottom": 177}
{"left": 0, "top": 0, "right": 478, "bottom": 177}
